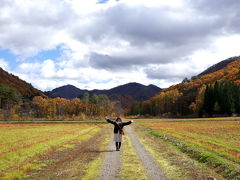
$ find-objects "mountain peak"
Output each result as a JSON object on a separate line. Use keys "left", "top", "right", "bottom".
{"left": 47, "top": 82, "right": 162, "bottom": 108}
{"left": 55, "top": 84, "right": 79, "bottom": 90}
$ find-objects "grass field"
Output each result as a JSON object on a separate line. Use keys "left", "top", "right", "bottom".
{"left": 136, "top": 119, "right": 240, "bottom": 179}
{"left": 0, "top": 118, "right": 239, "bottom": 179}
{"left": 0, "top": 123, "right": 104, "bottom": 179}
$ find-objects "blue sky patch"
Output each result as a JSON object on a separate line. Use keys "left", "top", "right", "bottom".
{"left": 27, "top": 44, "right": 63, "bottom": 62}
{"left": 97, "top": 0, "right": 109, "bottom": 4}
{"left": 0, "top": 45, "right": 63, "bottom": 70}
{"left": 0, "top": 49, "right": 18, "bottom": 69}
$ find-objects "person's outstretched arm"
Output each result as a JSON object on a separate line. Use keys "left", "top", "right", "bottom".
{"left": 122, "top": 120, "right": 133, "bottom": 126}
{"left": 105, "top": 117, "right": 116, "bottom": 125}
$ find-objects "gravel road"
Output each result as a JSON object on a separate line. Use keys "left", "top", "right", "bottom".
{"left": 100, "top": 136, "right": 120, "bottom": 180}
{"left": 100, "top": 126, "right": 168, "bottom": 180}
{"left": 125, "top": 126, "right": 168, "bottom": 180}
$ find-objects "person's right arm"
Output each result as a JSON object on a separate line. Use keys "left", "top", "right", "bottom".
{"left": 122, "top": 120, "right": 133, "bottom": 126}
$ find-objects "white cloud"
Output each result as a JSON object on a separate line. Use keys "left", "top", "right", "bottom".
{"left": 0, "top": 58, "right": 8, "bottom": 70}
{"left": 190, "top": 34, "right": 240, "bottom": 71}
{"left": 1, "top": 0, "right": 240, "bottom": 91}
{"left": 0, "top": 0, "right": 75, "bottom": 57}
{"left": 17, "top": 62, "right": 41, "bottom": 73}
{"left": 41, "top": 60, "right": 56, "bottom": 78}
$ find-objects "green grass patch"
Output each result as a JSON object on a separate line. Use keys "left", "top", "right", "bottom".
{"left": 120, "top": 133, "right": 149, "bottom": 180}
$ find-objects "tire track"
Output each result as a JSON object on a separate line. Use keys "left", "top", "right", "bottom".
{"left": 100, "top": 135, "right": 120, "bottom": 180}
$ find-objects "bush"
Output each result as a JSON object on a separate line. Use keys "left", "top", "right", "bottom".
{"left": 80, "top": 113, "right": 86, "bottom": 120}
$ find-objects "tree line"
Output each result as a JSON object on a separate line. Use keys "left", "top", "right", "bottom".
{"left": 200, "top": 80, "right": 240, "bottom": 116}
{"left": 129, "top": 79, "right": 240, "bottom": 117}
{"left": 32, "top": 92, "right": 112, "bottom": 119}
{"left": 0, "top": 86, "right": 118, "bottom": 120}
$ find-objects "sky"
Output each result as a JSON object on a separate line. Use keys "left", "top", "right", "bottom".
{"left": 0, "top": 0, "right": 240, "bottom": 91}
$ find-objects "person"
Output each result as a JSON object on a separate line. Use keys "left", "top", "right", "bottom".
{"left": 105, "top": 117, "right": 133, "bottom": 151}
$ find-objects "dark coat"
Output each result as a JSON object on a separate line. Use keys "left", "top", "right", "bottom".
{"left": 106, "top": 119, "right": 132, "bottom": 134}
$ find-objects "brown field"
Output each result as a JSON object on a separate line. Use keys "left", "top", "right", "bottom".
{"left": 0, "top": 123, "right": 104, "bottom": 179}
{"left": 134, "top": 118, "right": 240, "bottom": 179}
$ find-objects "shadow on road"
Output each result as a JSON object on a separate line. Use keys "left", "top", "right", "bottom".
{"left": 84, "top": 150, "right": 115, "bottom": 153}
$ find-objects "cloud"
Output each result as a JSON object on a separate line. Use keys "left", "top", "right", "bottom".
{"left": 88, "top": 52, "right": 150, "bottom": 70}
{"left": 69, "top": 1, "right": 227, "bottom": 72}
{"left": 72, "top": 2, "right": 223, "bottom": 47}
{"left": 144, "top": 63, "right": 199, "bottom": 80}
{"left": 0, "top": 58, "right": 8, "bottom": 70}
{"left": 0, "top": 0, "right": 75, "bottom": 57}
{"left": 188, "top": 0, "right": 240, "bottom": 34}
{"left": 2, "top": 0, "right": 240, "bottom": 90}
{"left": 41, "top": 60, "right": 56, "bottom": 78}
{"left": 17, "top": 62, "right": 41, "bottom": 73}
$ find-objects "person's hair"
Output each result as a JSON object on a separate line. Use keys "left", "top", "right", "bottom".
{"left": 116, "top": 117, "right": 122, "bottom": 122}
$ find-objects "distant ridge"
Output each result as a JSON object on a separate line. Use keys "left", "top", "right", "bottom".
{"left": 198, "top": 56, "right": 240, "bottom": 77}
{"left": 46, "top": 82, "right": 162, "bottom": 108}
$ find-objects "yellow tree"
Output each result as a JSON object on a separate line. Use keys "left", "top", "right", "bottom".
{"left": 32, "top": 96, "right": 48, "bottom": 118}
{"left": 190, "top": 84, "right": 206, "bottom": 114}
{"left": 47, "top": 99, "right": 56, "bottom": 118}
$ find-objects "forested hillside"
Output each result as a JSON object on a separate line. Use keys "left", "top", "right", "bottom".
{"left": 129, "top": 58, "right": 240, "bottom": 117}
{"left": 0, "top": 68, "right": 115, "bottom": 119}
{"left": 198, "top": 56, "right": 240, "bottom": 77}
{"left": 0, "top": 68, "right": 45, "bottom": 98}
{"left": 0, "top": 68, "right": 47, "bottom": 119}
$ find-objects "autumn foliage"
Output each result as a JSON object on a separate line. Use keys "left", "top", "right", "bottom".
{"left": 129, "top": 59, "right": 240, "bottom": 117}
{"left": 0, "top": 68, "right": 45, "bottom": 98}
{"left": 32, "top": 94, "right": 112, "bottom": 120}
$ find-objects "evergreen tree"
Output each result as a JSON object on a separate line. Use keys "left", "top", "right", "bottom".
{"left": 82, "top": 92, "right": 89, "bottom": 103}
{"left": 202, "top": 80, "right": 239, "bottom": 116}
{"left": 202, "top": 85, "right": 215, "bottom": 116}
{"left": 0, "top": 83, "right": 22, "bottom": 109}
{"left": 90, "top": 94, "right": 99, "bottom": 104}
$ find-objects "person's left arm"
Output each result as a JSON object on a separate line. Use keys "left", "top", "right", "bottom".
{"left": 122, "top": 120, "right": 133, "bottom": 126}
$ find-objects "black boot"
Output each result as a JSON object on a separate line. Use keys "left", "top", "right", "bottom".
{"left": 118, "top": 142, "right": 121, "bottom": 150}
{"left": 116, "top": 142, "right": 119, "bottom": 151}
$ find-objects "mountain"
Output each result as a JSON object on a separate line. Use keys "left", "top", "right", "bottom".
{"left": 198, "top": 56, "right": 240, "bottom": 77}
{"left": 91, "top": 82, "right": 161, "bottom": 101}
{"left": 0, "top": 68, "right": 45, "bottom": 98}
{"left": 46, "top": 82, "right": 162, "bottom": 108}
{"left": 135, "top": 56, "right": 240, "bottom": 116}
{"left": 46, "top": 85, "right": 86, "bottom": 99}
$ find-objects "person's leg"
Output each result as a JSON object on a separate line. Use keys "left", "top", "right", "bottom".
{"left": 115, "top": 142, "right": 118, "bottom": 150}
{"left": 118, "top": 142, "right": 121, "bottom": 149}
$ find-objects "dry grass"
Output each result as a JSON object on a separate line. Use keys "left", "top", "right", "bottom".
{"left": 0, "top": 123, "right": 104, "bottom": 179}
{"left": 134, "top": 119, "right": 240, "bottom": 179}
{"left": 133, "top": 124, "right": 224, "bottom": 180}
{"left": 141, "top": 121, "right": 240, "bottom": 162}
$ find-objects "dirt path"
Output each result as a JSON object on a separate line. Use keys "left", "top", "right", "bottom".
{"left": 100, "top": 126, "right": 168, "bottom": 180}
{"left": 125, "top": 126, "right": 168, "bottom": 180}
{"left": 100, "top": 136, "right": 120, "bottom": 180}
